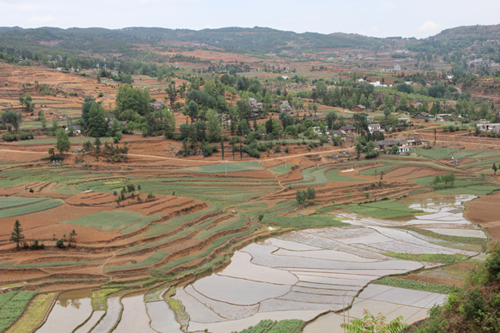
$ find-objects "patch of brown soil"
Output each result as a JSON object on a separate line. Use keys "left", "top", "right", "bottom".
{"left": 398, "top": 274, "right": 464, "bottom": 287}
{"left": 465, "top": 191, "right": 500, "bottom": 240}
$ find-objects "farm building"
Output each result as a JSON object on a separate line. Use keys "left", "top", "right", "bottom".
{"left": 352, "top": 105, "right": 366, "bottom": 112}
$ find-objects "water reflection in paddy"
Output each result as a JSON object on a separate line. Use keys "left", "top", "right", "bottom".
{"left": 36, "top": 289, "right": 92, "bottom": 333}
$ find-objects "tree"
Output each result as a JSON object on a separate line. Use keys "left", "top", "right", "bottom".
{"left": 206, "top": 109, "right": 221, "bottom": 142}
{"left": 493, "top": 163, "right": 498, "bottom": 175}
{"left": 69, "top": 229, "right": 77, "bottom": 247}
{"left": 221, "top": 138, "right": 225, "bottom": 160}
{"left": 55, "top": 129, "right": 71, "bottom": 158}
{"left": 355, "top": 142, "right": 363, "bottom": 160}
{"left": 50, "top": 118, "right": 59, "bottom": 136}
{"left": 24, "top": 92, "right": 32, "bottom": 109}
{"left": 163, "top": 110, "right": 176, "bottom": 139}
{"left": 10, "top": 220, "right": 24, "bottom": 250}
{"left": 325, "top": 111, "right": 337, "bottom": 130}
{"left": 88, "top": 102, "right": 107, "bottom": 137}
{"left": 296, "top": 189, "right": 306, "bottom": 205}
{"left": 94, "top": 137, "right": 102, "bottom": 155}
{"left": 432, "top": 175, "right": 441, "bottom": 186}
{"left": 391, "top": 145, "right": 399, "bottom": 154}
{"left": 186, "top": 100, "right": 199, "bottom": 123}
{"left": 306, "top": 187, "right": 316, "bottom": 200}
{"left": 433, "top": 128, "right": 437, "bottom": 146}
{"left": 38, "top": 110, "right": 47, "bottom": 130}
{"left": 81, "top": 97, "right": 96, "bottom": 129}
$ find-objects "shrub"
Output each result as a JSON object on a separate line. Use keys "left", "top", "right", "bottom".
{"left": 461, "top": 288, "right": 486, "bottom": 320}
{"left": 56, "top": 238, "right": 66, "bottom": 248}
{"left": 486, "top": 243, "right": 500, "bottom": 280}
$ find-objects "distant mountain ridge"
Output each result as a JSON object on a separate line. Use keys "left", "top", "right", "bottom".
{"left": 0, "top": 24, "right": 499, "bottom": 56}
{"left": 430, "top": 23, "right": 500, "bottom": 41}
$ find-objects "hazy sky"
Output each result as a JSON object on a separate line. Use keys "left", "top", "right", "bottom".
{"left": 0, "top": 0, "right": 499, "bottom": 39}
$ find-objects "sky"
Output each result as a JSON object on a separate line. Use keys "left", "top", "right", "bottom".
{"left": 0, "top": 0, "right": 499, "bottom": 39}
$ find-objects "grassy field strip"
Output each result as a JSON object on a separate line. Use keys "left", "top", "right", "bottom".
{"left": 236, "top": 202, "right": 268, "bottom": 212}
{"left": 120, "top": 214, "right": 226, "bottom": 255}
{"left": 326, "top": 169, "right": 362, "bottom": 181}
{"left": 462, "top": 156, "right": 500, "bottom": 168}
{"left": 0, "top": 197, "right": 48, "bottom": 210}
{"left": 359, "top": 165, "right": 398, "bottom": 176}
{"left": 195, "top": 215, "right": 247, "bottom": 239}
{"left": 415, "top": 148, "right": 459, "bottom": 160}
{"left": 0, "top": 291, "right": 36, "bottom": 332}
{"left": 145, "top": 206, "right": 220, "bottom": 237}
{"left": 7, "top": 260, "right": 104, "bottom": 269}
{"left": 0, "top": 199, "right": 63, "bottom": 219}
{"left": 452, "top": 150, "right": 485, "bottom": 160}
{"left": 178, "top": 161, "right": 264, "bottom": 174}
{"left": 436, "top": 185, "right": 500, "bottom": 195}
{"left": 104, "top": 252, "right": 169, "bottom": 271}
{"left": 469, "top": 151, "right": 500, "bottom": 159}
{"left": 262, "top": 214, "right": 348, "bottom": 228}
{"left": 158, "top": 221, "right": 260, "bottom": 272}
{"left": 62, "top": 210, "right": 146, "bottom": 232}
{"left": 348, "top": 200, "right": 422, "bottom": 219}
{"left": 268, "top": 164, "right": 297, "bottom": 176}
{"left": 383, "top": 253, "right": 466, "bottom": 263}
{"left": 120, "top": 214, "right": 163, "bottom": 234}
{"left": 4, "top": 293, "right": 57, "bottom": 333}
{"left": 91, "top": 289, "right": 121, "bottom": 311}
{"left": 372, "top": 276, "right": 459, "bottom": 294}
{"left": 233, "top": 319, "right": 304, "bottom": 333}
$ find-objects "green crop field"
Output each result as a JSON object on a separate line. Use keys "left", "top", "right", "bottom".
{"left": 470, "top": 151, "right": 500, "bottom": 159}
{"left": 63, "top": 210, "right": 147, "bottom": 232}
{"left": 0, "top": 199, "right": 63, "bottom": 219}
{"left": 384, "top": 253, "right": 465, "bottom": 263}
{"left": 120, "top": 214, "right": 163, "bottom": 234}
{"left": 452, "top": 150, "right": 485, "bottom": 160}
{"left": 105, "top": 252, "right": 168, "bottom": 271}
{"left": 436, "top": 185, "right": 499, "bottom": 196}
{"left": 263, "top": 214, "right": 348, "bottom": 228}
{"left": 0, "top": 197, "right": 47, "bottom": 210}
{"left": 0, "top": 291, "right": 36, "bottom": 332}
{"left": 415, "top": 148, "right": 459, "bottom": 160}
{"left": 237, "top": 319, "right": 304, "bottom": 333}
{"left": 373, "top": 276, "right": 459, "bottom": 294}
{"left": 326, "top": 169, "right": 361, "bottom": 181}
{"left": 145, "top": 206, "right": 219, "bottom": 237}
{"left": 4, "top": 293, "right": 57, "bottom": 333}
{"left": 359, "top": 165, "right": 397, "bottom": 175}
{"left": 348, "top": 200, "right": 422, "bottom": 219}
{"left": 179, "top": 161, "right": 264, "bottom": 174}
{"left": 195, "top": 215, "right": 247, "bottom": 239}
{"left": 236, "top": 202, "right": 268, "bottom": 212}
{"left": 91, "top": 289, "right": 120, "bottom": 311}
{"left": 268, "top": 164, "right": 297, "bottom": 176}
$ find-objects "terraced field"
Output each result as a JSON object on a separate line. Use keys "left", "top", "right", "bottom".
{"left": 0, "top": 146, "right": 499, "bottom": 333}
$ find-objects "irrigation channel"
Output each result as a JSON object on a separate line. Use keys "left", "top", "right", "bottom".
{"left": 34, "top": 195, "right": 485, "bottom": 333}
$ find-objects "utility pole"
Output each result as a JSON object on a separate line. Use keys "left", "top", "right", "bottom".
{"left": 225, "top": 161, "right": 227, "bottom": 176}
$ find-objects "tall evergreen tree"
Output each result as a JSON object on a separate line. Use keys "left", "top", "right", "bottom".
{"left": 10, "top": 220, "right": 24, "bottom": 250}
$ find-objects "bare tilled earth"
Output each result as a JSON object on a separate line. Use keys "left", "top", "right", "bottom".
{"left": 465, "top": 191, "right": 500, "bottom": 240}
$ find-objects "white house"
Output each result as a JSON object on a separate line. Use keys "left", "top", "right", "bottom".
{"left": 477, "top": 123, "right": 500, "bottom": 133}
{"left": 368, "top": 124, "right": 382, "bottom": 133}
{"left": 65, "top": 125, "right": 81, "bottom": 135}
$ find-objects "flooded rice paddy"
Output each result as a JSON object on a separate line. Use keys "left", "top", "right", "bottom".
{"left": 34, "top": 195, "right": 485, "bottom": 333}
